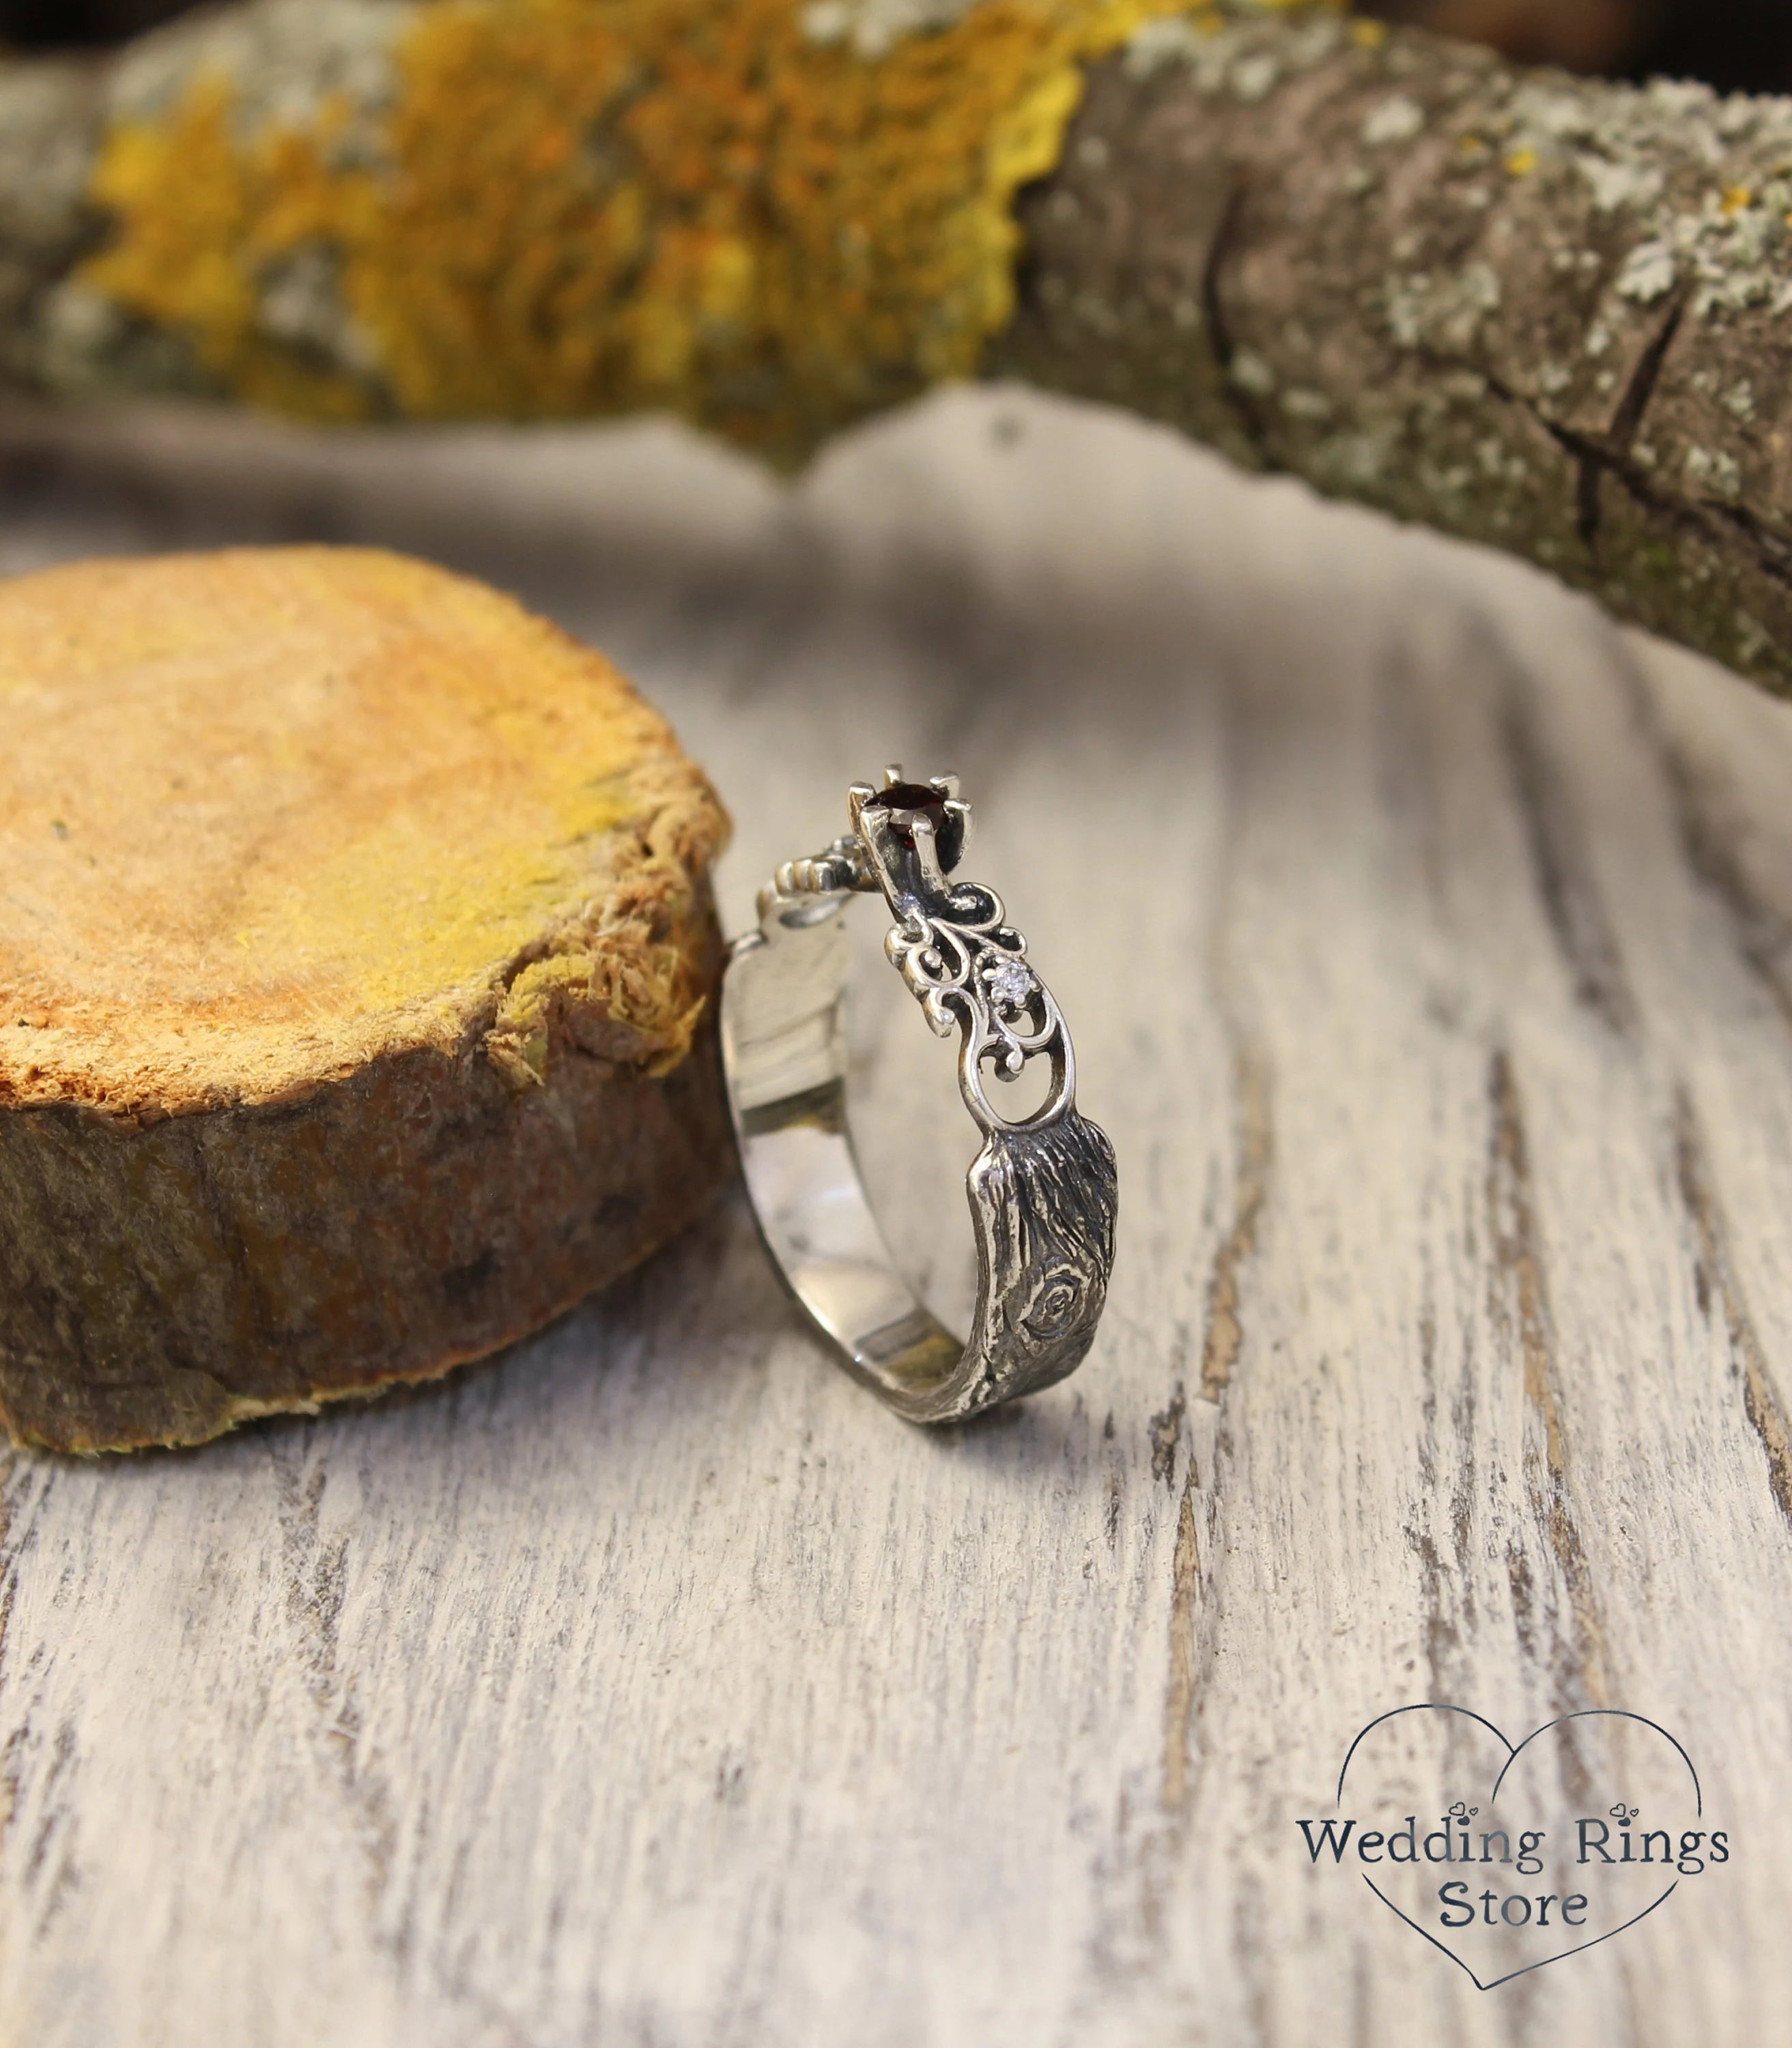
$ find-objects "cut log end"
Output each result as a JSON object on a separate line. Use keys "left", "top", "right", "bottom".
{"left": 0, "top": 545, "right": 734, "bottom": 1452}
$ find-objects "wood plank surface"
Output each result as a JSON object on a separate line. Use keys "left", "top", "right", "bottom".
{"left": 3, "top": 387, "right": 1791, "bottom": 2045}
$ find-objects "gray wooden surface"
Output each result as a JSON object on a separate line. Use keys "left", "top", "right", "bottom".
{"left": 3, "top": 386, "right": 1791, "bottom": 2046}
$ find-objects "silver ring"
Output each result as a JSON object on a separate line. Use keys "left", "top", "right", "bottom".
{"left": 720, "top": 767, "right": 1118, "bottom": 1423}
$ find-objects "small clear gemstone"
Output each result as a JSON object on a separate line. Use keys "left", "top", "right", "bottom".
{"left": 986, "top": 957, "right": 1034, "bottom": 1008}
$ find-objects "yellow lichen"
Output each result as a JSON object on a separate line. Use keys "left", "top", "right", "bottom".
{"left": 85, "top": 73, "right": 375, "bottom": 418}
{"left": 487, "top": 918, "right": 711, "bottom": 1090}
{"left": 81, "top": 0, "right": 1217, "bottom": 453}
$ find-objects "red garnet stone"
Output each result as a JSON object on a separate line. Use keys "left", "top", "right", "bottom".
{"left": 872, "top": 781, "right": 964, "bottom": 869}
{"left": 877, "top": 781, "right": 947, "bottom": 842}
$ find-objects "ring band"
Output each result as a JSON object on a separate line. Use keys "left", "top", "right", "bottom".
{"left": 720, "top": 767, "right": 1118, "bottom": 1422}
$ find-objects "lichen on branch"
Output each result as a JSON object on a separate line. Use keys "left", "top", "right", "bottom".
{"left": 999, "top": 8, "right": 1792, "bottom": 688}
{"left": 5, "top": 0, "right": 1792, "bottom": 696}
{"left": 69, "top": 0, "right": 1206, "bottom": 453}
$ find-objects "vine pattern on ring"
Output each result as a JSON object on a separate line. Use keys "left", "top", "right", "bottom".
{"left": 883, "top": 880, "right": 1068, "bottom": 1127}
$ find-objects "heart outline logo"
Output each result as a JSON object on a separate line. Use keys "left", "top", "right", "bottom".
{"left": 1334, "top": 1704, "right": 1704, "bottom": 1991}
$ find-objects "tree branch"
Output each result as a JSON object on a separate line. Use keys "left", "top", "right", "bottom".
{"left": 999, "top": 13, "right": 1792, "bottom": 692}
{"left": 1, "top": 3, "right": 1791, "bottom": 693}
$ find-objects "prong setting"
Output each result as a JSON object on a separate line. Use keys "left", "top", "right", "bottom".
{"left": 909, "top": 813, "right": 948, "bottom": 894}
{"left": 855, "top": 769, "right": 969, "bottom": 881}
{"left": 942, "top": 796, "right": 973, "bottom": 861}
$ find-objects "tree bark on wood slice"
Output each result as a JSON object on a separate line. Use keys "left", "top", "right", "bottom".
{"left": 0, "top": 546, "right": 733, "bottom": 1453}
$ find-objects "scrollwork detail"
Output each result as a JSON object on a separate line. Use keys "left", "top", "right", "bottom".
{"left": 883, "top": 880, "right": 1072, "bottom": 1132}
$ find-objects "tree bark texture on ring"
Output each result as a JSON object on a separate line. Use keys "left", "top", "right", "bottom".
{"left": 3, "top": 1, "right": 1792, "bottom": 693}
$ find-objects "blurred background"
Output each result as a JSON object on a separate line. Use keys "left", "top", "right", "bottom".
{"left": 5, "top": 0, "right": 1792, "bottom": 94}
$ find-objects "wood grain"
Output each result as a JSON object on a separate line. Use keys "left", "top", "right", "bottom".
{"left": 2, "top": 386, "right": 1791, "bottom": 2043}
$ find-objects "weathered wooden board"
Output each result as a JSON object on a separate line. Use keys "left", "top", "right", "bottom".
{"left": 3, "top": 386, "right": 1791, "bottom": 2045}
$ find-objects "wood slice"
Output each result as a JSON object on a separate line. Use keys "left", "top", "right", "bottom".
{"left": 0, "top": 545, "right": 733, "bottom": 1452}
